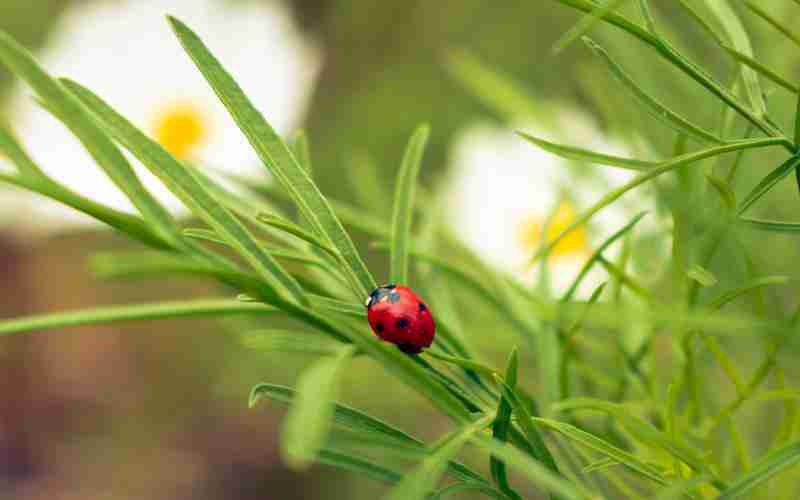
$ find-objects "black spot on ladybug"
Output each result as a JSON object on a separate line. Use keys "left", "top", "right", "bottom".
{"left": 398, "top": 343, "right": 420, "bottom": 354}
{"left": 396, "top": 318, "right": 409, "bottom": 328}
{"left": 375, "top": 322, "right": 384, "bottom": 332}
{"left": 385, "top": 283, "right": 397, "bottom": 289}
{"left": 388, "top": 292, "right": 402, "bottom": 303}
{"left": 419, "top": 303, "right": 427, "bottom": 312}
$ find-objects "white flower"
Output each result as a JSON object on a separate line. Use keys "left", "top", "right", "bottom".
{"left": 1, "top": 0, "right": 320, "bottom": 234}
{"left": 445, "top": 113, "right": 663, "bottom": 298}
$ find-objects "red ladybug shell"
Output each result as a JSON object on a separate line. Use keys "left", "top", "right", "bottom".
{"left": 365, "top": 284, "right": 435, "bottom": 354}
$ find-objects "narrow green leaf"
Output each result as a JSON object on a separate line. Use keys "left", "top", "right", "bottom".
{"left": 531, "top": 138, "right": 787, "bottom": 260}
{"left": 552, "top": 0, "right": 630, "bottom": 54}
{"left": 701, "top": 0, "right": 766, "bottom": 117}
{"left": 637, "top": 0, "right": 657, "bottom": 33}
{"left": 255, "top": 213, "right": 340, "bottom": 259}
{"left": 551, "top": 0, "right": 783, "bottom": 138}
{"left": 0, "top": 124, "right": 44, "bottom": 177}
{"left": 687, "top": 264, "right": 718, "bottom": 287}
{"left": 0, "top": 31, "right": 180, "bottom": 246}
{"left": 426, "top": 351, "right": 499, "bottom": 379}
{"left": 471, "top": 436, "right": 589, "bottom": 500}
{"left": 705, "top": 174, "right": 736, "bottom": 212}
{"left": 584, "top": 38, "right": 723, "bottom": 143}
{"left": 561, "top": 212, "right": 647, "bottom": 301}
{"left": 317, "top": 449, "right": 402, "bottom": 484}
{"left": 0, "top": 299, "right": 278, "bottom": 336}
{"left": 308, "top": 295, "right": 366, "bottom": 318}
{"left": 168, "top": 16, "right": 376, "bottom": 298}
{"left": 654, "top": 475, "right": 712, "bottom": 500}
{"left": 290, "top": 130, "right": 312, "bottom": 175}
{"left": 384, "top": 417, "right": 492, "bottom": 500}
{"left": 517, "top": 131, "right": 656, "bottom": 171}
{"left": 744, "top": 2, "right": 800, "bottom": 48}
{"left": 281, "top": 345, "right": 356, "bottom": 469}
{"left": 0, "top": 173, "right": 169, "bottom": 250}
{"left": 250, "top": 384, "right": 486, "bottom": 484}
{"left": 795, "top": 91, "right": 800, "bottom": 146}
{"left": 240, "top": 330, "right": 343, "bottom": 356}
{"left": 739, "top": 217, "right": 800, "bottom": 232}
{"left": 720, "top": 45, "right": 798, "bottom": 94}
{"left": 61, "top": 79, "right": 309, "bottom": 307}
{"left": 494, "top": 377, "right": 561, "bottom": 477}
{"left": 432, "top": 482, "right": 510, "bottom": 500}
{"left": 532, "top": 417, "right": 669, "bottom": 485}
{"left": 391, "top": 125, "right": 430, "bottom": 285}
{"left": 706, "top": 276, "right": 790, "bottom": 310}
{"left": 491, "top": 348, "right": 523, "bottom": 500}
{"left": 553, "top": 398, "right": 712, "bottom": 476}
{"left": 717, "top": 441, "right": 800, "bottom": 499}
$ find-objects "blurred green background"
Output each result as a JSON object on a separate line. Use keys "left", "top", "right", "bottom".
{"left": 2, "top": 0, "right": 800, "bottom": 498}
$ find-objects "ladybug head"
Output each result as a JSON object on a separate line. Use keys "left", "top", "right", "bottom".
{"left": 365, "top": 283, "right": 399, "bottom": 308}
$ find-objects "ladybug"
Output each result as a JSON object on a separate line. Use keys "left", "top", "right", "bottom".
{"left": 365, "top": 284, "right": 435, "bottom": 354}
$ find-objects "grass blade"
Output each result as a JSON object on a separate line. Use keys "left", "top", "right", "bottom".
{"left": 743, "top": 2, "right": 800, "bottom": 48}
{"left": 739, "top": 217, "right": 800, "bottom": 232}
{"left": 701, "top": 0, "right": 766, "bottom": 117}
{"left": 250, "top": 383, "right": 487, "bottom": 484}
{"left": 391, "top": 125, "right": 430, "bottom": 285}
{"left": 491, "top": 349, "right": 523, "bottom": 500}
{"left": 737, "top": 155, "right": 800, "bottom": 215}
{"left": 384, "top": 417, "right": 492, "bottom": 500}
{"left": 717, "top": 441, "right": 800, "bottom": 499}
{"left": 529, "top": 138, "right": 787, "bottom": 260}
{"left": 720, "top": 45, "right": 798, "bottom": 94}
{"left": 532, "top": 417, "right": 669, "bottom": 485}
{"left": 281, "top": 345, "right": 356, "bottom": 469}
{"left": 584, "top": 38, "right": 723, "bottom": 143}
{"left": 61, "top": 79, "right": 310, "bottom": 307}
{"left": 471, "top": 436, "right": 589, "bottom": 500}
{"left": 552, "top": 0, "right": 630, "bottom": 54}
{"left": 168, "top": 16, "right": 376, "bottom": 298}
{"left": 0, "top": 299, "right": 278, "bottom": 336}
{"left": 317, "top": 449, "right": 401, "bottom": 484}
{"left": 240, "top": 330, "right": 343, "bottom": 356}
{"left": 517, "top": 132, "right": 656, "bottom": 171}
{"left": 0, "top": 30, "right": 180, "bottom": 246}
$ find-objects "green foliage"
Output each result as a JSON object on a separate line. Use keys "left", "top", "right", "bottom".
{"left": 3, "top": 3, "right": 800, "bottom": 498}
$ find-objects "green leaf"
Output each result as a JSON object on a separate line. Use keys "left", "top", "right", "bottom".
{"left": 281, "top": 345, "right": 356, "bottom": 469}
{"left": 0, "top": 31, "right": 180, "bottom": 247}
{"left": 0, "top": 299, "right": 278, "bottom": 336}
{"left": 431, "top": 482, "right": 510, "bottom": 500}
{"left": 317, "top": 449, "right": 401, "bottom": 484}
{"left": 561, "top": 211, "right": 647, "bottom": 301}
{"left": 494, "top": 377, "right": 561, "bottom": 477}
{"left": 743, "top": 2, "right": 800, "bottom": 48}
{"left": 384, "top": 417, "right": 492, "bottom": 500}
{"left": 584, "top": 38, "right": 723, "bottom": 144}
{"left": 552, "top": 398, "right": 712, "bottom": 476}
{"left": 717, "top": 441, "right": 800, "bottom": 499}
{"left": 425, "top": 351, "right": 499, "bottom": 379}
{"left": 0, "top": 123, "right": 44, "bottom": 177}
{"left": 517, "top": 132, "right": 656, "bottom": 171}
{"left": 168, "top": 16, "right": 376, "bottom": 298}
{"left": 250, "top": 384, "right": 487, "bottom": 484}
{"left": 530, "top": 138, "right": 787, "bottom": 261}
{"left": 705, "top": 173, "right": 736, "bottom": 212}
{"left": 255, "top": 212, "right": 340, "bottom": 260}
{"left": 719, "top": 45, "right": 798, "bottom": 94}
{"left": 290, "top": 130, "right": 312, "bottom": 175}
{"left": 701, "top": 0, "right": 766, "bottom": 117}
{"left": 491, "top": 348, "right": 523, "bottom": 500}
{"left": 552, "top": 0, "right": 630, "bottom": 54}
{"left": 706, "top": 276, "right": 790, "bottom": 310}
{"left": 739, "top": 217, "right": 800, "bottom": 232}
{"left": 391, "top": 125, "right": 430, "bottom": 285}
{"left": 240, "top": 329, "right": 343, "bottom": 356}
{"left": 532, "top": 417, "right": 669, "bottom": 485}
{"left": 551, "top": 0, "right": 783, "bottom": 138}
{"left": 738, "top": 152, "right": 800, "bottom": 215}
{"left": 687, "top": 264, "right": 719, "bottom": 287}
{"left": 471, "top": 436, "right": 589, "bottom": 500}
{"left": 0, "top": 172, "right": 170, "bottom": 250}
{"left": 308, "top": 295, "right": 366, "bottom": 318}
{"left": 61, "top": 79, "right": 309, "bottom": 307}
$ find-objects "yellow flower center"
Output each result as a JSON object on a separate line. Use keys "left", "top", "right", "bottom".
{"left": 152, "top": 101, "right": 209, "bottom": 159}
{"left": 517, "top": 202, "right": 590, "bottom": 260}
